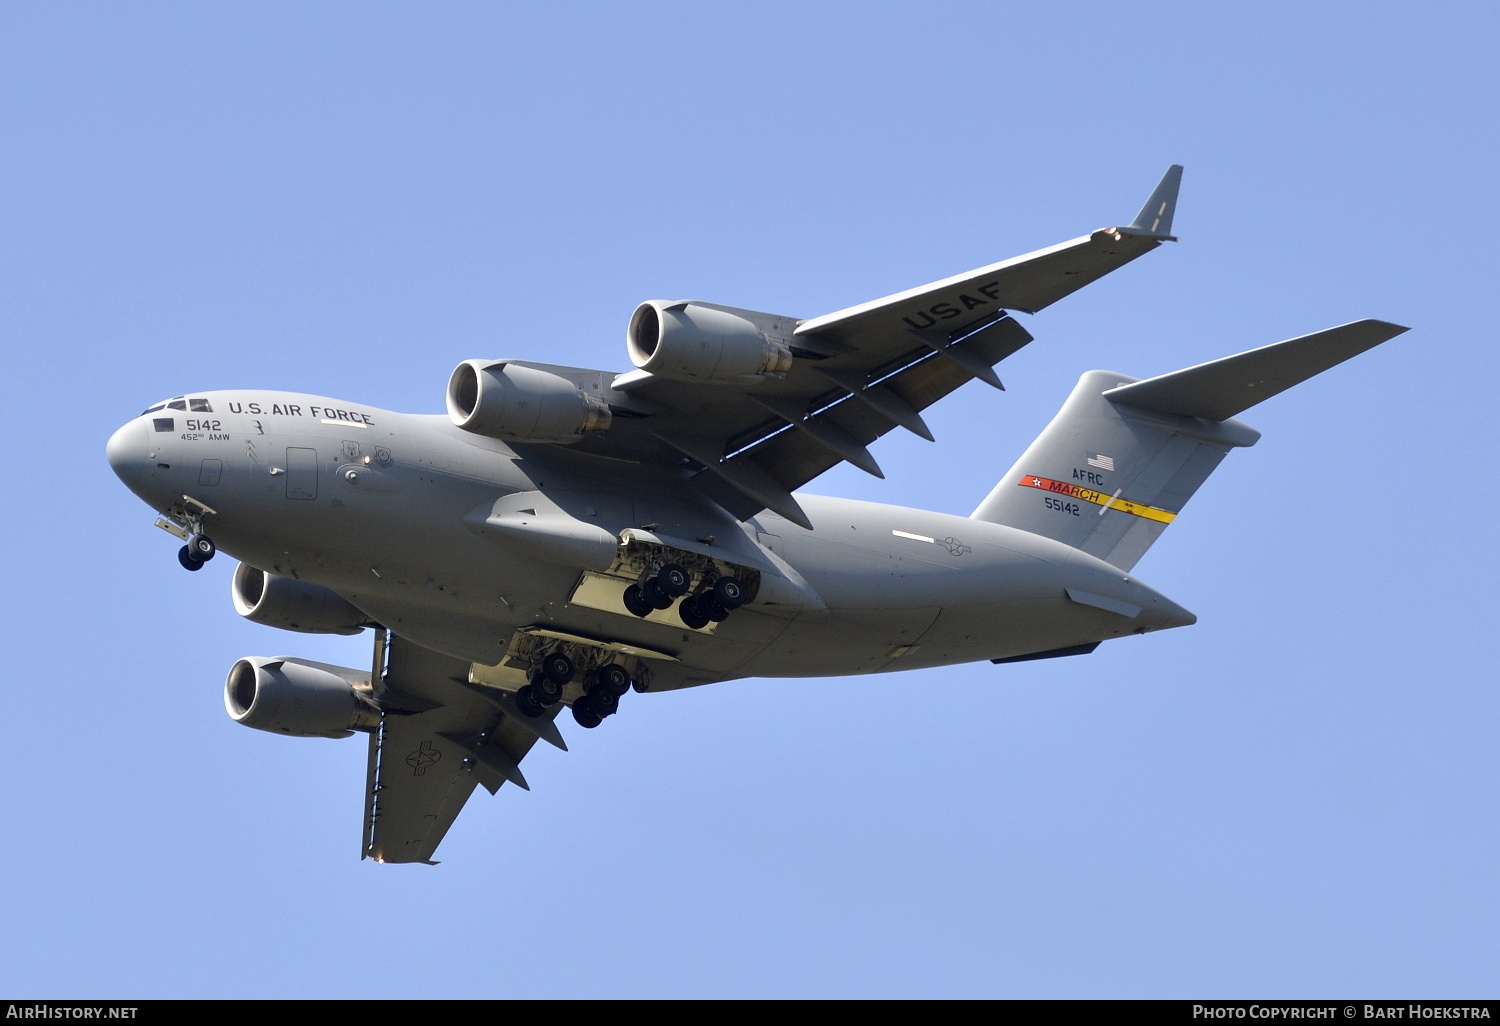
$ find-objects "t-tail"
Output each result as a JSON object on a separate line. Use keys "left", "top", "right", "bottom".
{"left": 971, "top": 319, "right": 1408, "bottom": 570}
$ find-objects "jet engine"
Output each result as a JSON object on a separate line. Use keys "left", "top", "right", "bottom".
{"left": 626, "top": 301, "right": 793, "bottom": 383}
{"left": 447, "top": 361, "right": 611, "bottom": 443}
{"left": 225, "top": 656, "right": 381, "bottom": 738}
{"left": 232, "top": 563, "right": 370, "bottom": 635}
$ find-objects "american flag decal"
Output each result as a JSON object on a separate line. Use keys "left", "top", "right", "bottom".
{"left": 1086, "top": 453, "right": 1115, "bottom": 472}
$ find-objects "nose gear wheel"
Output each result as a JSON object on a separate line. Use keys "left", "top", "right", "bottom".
{"left": 160, "top": 495, "right": 220, "bottom": 573}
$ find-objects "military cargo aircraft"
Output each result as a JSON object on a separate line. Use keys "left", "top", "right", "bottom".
{"left": 106, "top": 167, "right": 1406, "bottom": 863}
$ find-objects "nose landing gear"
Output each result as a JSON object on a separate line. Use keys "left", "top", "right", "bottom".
{"left": 157, "top": 495, "right": 219, "bottom": 573}
{"left": 177, "top": 533, "right": 217, "bottom": 571}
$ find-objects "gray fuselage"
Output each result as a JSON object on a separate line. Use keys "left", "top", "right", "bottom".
{"left": 107, "top": 389, "right": 1194, "bottom": 691}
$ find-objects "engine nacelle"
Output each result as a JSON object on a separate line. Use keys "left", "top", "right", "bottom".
{"left": 225, "top": 656, "right": 381, "bottom": 738}
{"left": 626, "top": 301, "right": 793, "bottom": 383}
{"left": 232, "top": 563, "right": 369, "bottom": 636}
{"left": 447, "top": 361, "right": 611, "bottom": 443}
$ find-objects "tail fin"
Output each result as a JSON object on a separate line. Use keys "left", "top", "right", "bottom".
{"left": 971, "top": 319, "right": 1407, "bottom": 571}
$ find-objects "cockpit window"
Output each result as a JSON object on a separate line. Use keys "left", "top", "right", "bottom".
{"left": 141, "top": 396, "right": 184, "bottom": 416}
{"left": 153, "top": 418, "right": 175, "bottom": 432}
{"left": 189, "top": 398, "right": 212, "bottom": 413}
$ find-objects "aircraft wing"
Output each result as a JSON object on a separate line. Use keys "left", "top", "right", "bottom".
{"left": 363, "top": 635, "right": 561, "bottom": 864}
{"left": 799, "top": 164, "right": 1182, "bottom": 333}
{"left": 556, "top": 167, "right": 1182, "bottom": 529}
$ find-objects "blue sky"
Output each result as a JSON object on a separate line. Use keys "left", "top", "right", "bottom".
{"left": 2, "top": 1, "right": 1496, "bottom": 998}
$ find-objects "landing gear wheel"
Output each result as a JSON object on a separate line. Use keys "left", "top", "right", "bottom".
{"left": 712, "top": 576, "right": 746, "bottom": 609}
{"left": 515, "top": 684, "right": 546, "bottom": 718}
{"left": 645, "top": 578, "right": 675, "bottom": 610}
{"left": 187, "top": 534, "right": 216, "bottom": 562}
{"left": 702, "top": 594, "right": 731, "bottom": 622}
{"left": 571, "top": 700, "right": 602, "bottom": 729}
{"left": 655, "top": 563, "right": 691, "bottom": 598}
{"left": 677, "top": 595, "right": 711, "bottom": 630}
{"left": 595, "top": 663, "right": 632, "bottom": 696}
{"left": 623, "top": 584, "right": 654, "bottom": 618}
{"left": 531, "top": 671, "right": 564, "bottom": 706}
{"left": 178, "top": 545, "right": 204, "bottom": 571}
{"left": 541, "top": 652, "right": 574, "bottom": 686}
{"left": 586, "top": 687, "right": 619, "bottom": 718}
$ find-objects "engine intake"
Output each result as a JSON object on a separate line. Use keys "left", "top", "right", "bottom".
{"left": 225, "top": 656, "right": 381, "bottom": 738}
{"left": 232, "top": 563, "right": 369, "bottom": 635}
{"left": 447, "top": 362, "right": 611, "bottom": 443}
{"left": 627, "top": 301, "right": 793, "bottom": 383}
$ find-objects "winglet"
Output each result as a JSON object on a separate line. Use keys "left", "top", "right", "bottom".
{"left": 1123, "top": 164, "right": 1183, "bottom": 239}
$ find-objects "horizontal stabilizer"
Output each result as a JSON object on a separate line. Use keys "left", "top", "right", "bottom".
{"left": 972, "top": 317, "right": 1405, "bottom": 571}
{"left": 1104, "top": 319, "right": 1408, "bottom": 421}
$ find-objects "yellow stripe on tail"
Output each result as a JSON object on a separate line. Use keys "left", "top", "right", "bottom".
{"left": 1016, "top": 475, "right": 1177, "bottom": 524}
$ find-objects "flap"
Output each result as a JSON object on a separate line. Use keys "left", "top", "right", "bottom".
{"left": 363, "top": 636, "right": 556, "bottom": 864}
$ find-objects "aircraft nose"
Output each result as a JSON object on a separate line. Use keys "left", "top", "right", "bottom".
{"left": 106, "top": 418, "right": 147, "bottom": 489}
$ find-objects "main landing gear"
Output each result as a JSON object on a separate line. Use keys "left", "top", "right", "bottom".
{"left": 515, "top": 651, "right": 575, "bottom": 718}
{"left": 514, "top": 652, "right": 636, "bottom": 730}
{"left": 678, "top": 575, "right": 746, "bottom": 629}
{"left": 623, "top": 563, "right": 746, "bottom": 627}
{"left": 622, "top": 562, "right": 688, "bottom": 616}
{"left": 571, "top": 662, "right": 631, "bottom": 729}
